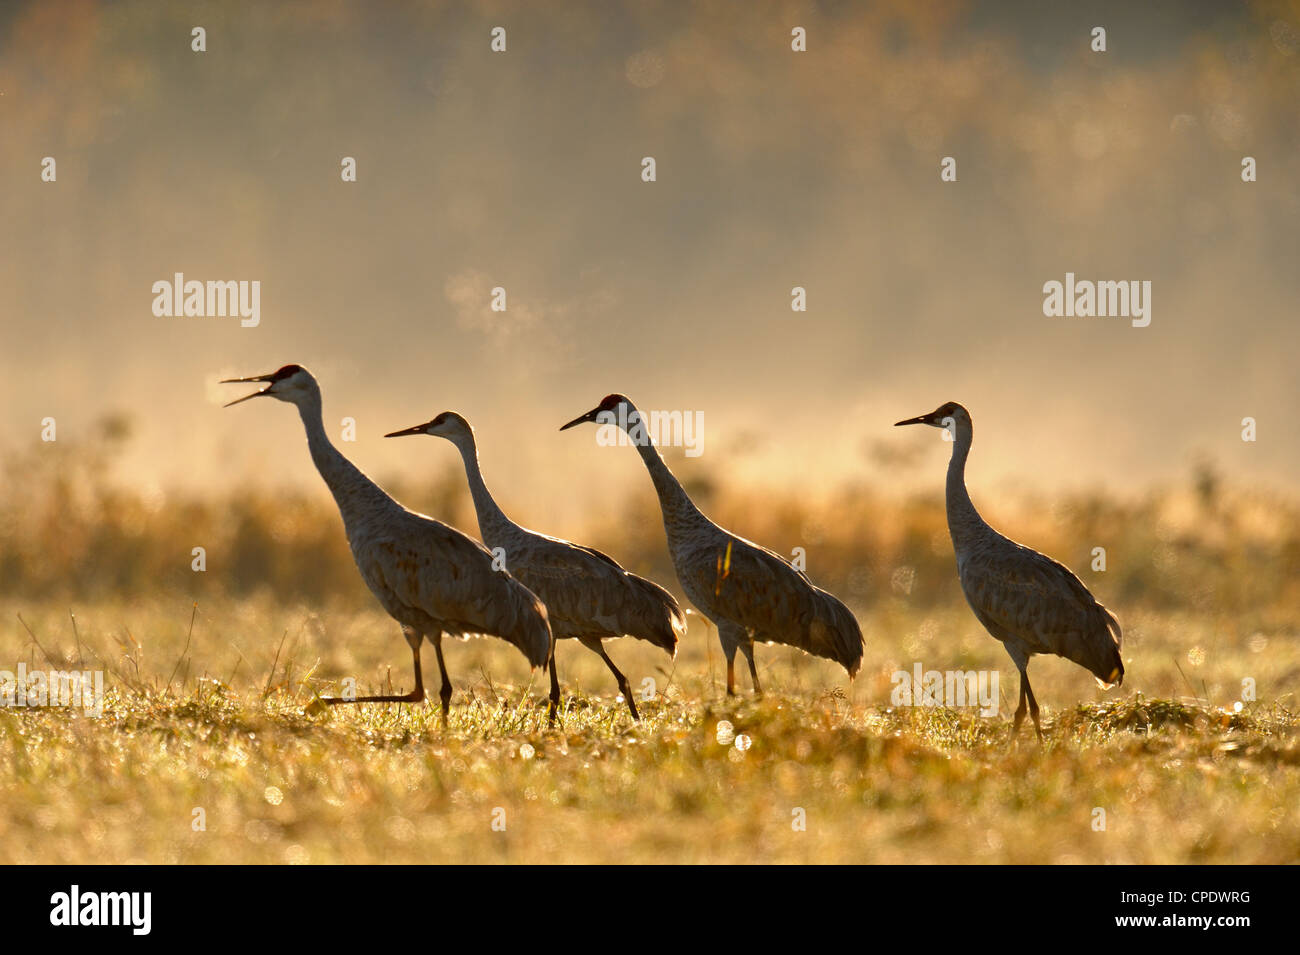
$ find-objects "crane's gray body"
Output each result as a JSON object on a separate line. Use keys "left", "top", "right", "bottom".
{"left": 438, "top": 414, "right": 684, "bottom": 653}
{"left": 896, "top": 401, "right": 1122, "bottom": 737}
{"left": 583, "top": 397, "right": 864, "bottom": 679}
{"left": 941, "top": 412, "right": 1123, "bottom": 686}
{"left": 662, "top": 509, "right": 863, "bottom": 675}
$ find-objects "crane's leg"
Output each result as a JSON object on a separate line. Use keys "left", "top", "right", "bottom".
{"left": 718, "top": 625, "right": 741, "bottom": 697}
{"left": 739, "top": 639, "right": 762, "bottom": 696}
{"left": 323, "top": 626, "right": 425, "bottom": 706}
{"left": 546, "top": 639, "right": 561, "bottom": 727}
{"left": 433, "top": 633, "right": 453, "bottom": 727}
{"left": 581, "top": 637, "right": 640, "bottom": 720}
{"left": 1024, "top": 674, "right": 1043, "bottom": 741}
{"left": 1012, "top": 667, "right": 1028, "bottom": 738}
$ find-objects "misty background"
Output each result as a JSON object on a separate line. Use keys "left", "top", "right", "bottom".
{"left": 2, "top": 0, "right": 1298, "bottom": 537}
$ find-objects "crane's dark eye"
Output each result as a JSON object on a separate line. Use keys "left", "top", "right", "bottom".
{"left": 432, "top": 413, "right": 447, "bottom": 427}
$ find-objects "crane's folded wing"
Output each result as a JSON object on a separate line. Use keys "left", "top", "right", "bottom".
{"left": 959, "top": 545, "right": 1122, "bottom": 682}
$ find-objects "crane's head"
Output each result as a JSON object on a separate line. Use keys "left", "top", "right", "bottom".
{"left": 559, "top": 393, "right": 635, "bottom": 432}
{"left": 894, "top": 401, "right": 970, "bottom": 431}
{"left": 384, "top": 411, "right": 472, "bottom": 441}
{"left": 221, "top": 365, "right": 316, "bottom": 407}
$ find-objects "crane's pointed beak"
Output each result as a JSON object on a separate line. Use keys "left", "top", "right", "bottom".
{"left": 559, "top": 407, "right": 600, "bottom": 431}
{"left": 384, "top": 423, "right": 428, "bottom": 438}
{"left": 894, "top": 413, "right": 930, "bottom": 427}
{"left": 222, "top": 390, "right": 269, "bottom": 407}
{"left": 220, "top": 373, "right": 276, "bottom": 407}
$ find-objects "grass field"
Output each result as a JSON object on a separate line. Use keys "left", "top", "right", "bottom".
{"left": 3, "top": 596, "right": 1297, "bottom": 864}
{"left": 3, "top": 432, "right": 1297, "bottom": 863}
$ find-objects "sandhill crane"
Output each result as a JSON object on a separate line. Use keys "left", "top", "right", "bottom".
{"left": 561, "top": 395, "right": 863, "bottom": 695}
{"left": 220, "top": 365, "right": 555, "bottom": 722}
{"left": 895, "top": 401, "right": 1124, "bottom": 739}
{"left": 385, "top": 411, "right": 685, "bottom": 720}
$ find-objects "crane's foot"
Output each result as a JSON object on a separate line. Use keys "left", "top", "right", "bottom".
{"left": 617, "top": 679, "right": 641, "bottom": 721}
{"left": 743, "top": 649, "right": 762, "bottom": 696}
{"left": 544, "top": 642, "right": 563, "bottom": 728}
{"left": 439, "top": 688, "right": 452, "bottom": 729}
{"left": 1010, "top": 668, "right": 1033, "bottom": 745}
{"left": 1026, "top": 681, "right": 1043, "bottom": 742}
{"left": 586, "top": 640, "right": 641, "bottom": 722}
{"left": 1009, "top": 714, "right": 1045, "bottom": 746}
{"left": 546, "top": 683, "right": 562, "bottom": 728}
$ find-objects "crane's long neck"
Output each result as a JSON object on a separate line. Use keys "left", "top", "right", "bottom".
{"left": 945, "top": 422, "right": 990, "bottom": 550}
{"left": 448, "top": 431, "right": 513, "bottom": 541}
{"left": 296, "top": 390, "right": 394, "bottom": 528}
{"left": 626, "top": 413, "right": 709, "bottom": 538}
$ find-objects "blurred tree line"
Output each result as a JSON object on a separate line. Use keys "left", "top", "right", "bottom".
{"left": 1, "top": 417, "right": 1296, "bottom": 627}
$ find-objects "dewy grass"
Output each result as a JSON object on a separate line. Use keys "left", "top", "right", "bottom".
{"left": 2, "top": 597, "right": 1297, "bottom": 864}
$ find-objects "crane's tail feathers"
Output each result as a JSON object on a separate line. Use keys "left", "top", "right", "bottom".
{"left": 510, "top": 589, "right": 553, "bottom": 670}
{"left": 639, "top": 609, "right": 684, "bottom": 655}
{"left": 1104, "top": 605, "right": 1123, "bottom": 649}
{"left": 806, "top": 590, "right": 865, "bottom": 678}
{"left": 1106, "top": 608, "right": 1124, "bottom": 685}
{"left": 624, "top": 575, "right": 686, "bottom": 655}
{"left": 1089, "top": 604, "right": 1124, "bottom": 688}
